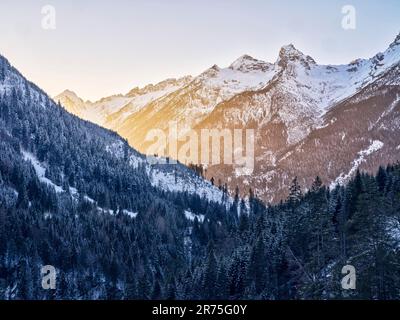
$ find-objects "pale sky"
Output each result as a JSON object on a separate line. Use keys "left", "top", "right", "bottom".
{"left": 0, "top": 0, "right": 399, "bottom": 101}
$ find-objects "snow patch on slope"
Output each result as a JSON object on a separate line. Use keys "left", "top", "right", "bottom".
{"left": 148, "top": 167, "right": 227, "bottom": 205}
{"left": 123, "top": 210, "right": 138, "bottom": 219}
{"left": 370, "top": 94, "right": 400, "bottom": 130}
{"left": 22, "top": 151, "right": 140, "bottom": 217}
{"left": 203, "top": 62, "right": 276, "bottom": 97}
{"left": 22, "top": 151, "right": 64, "bottom": 193}
{"left": 330, "top": 140, "right": 384, "bottom": 188}
{"left": 387, "top": 218, "right": 400, "bottom": 248}
{"left": 105, "top": 141, "right": 125, "bottom": 158}
{"left": 184, "top": 209, "right": 205, "bottom": 223}
{"left": 116, "top": 83, "right": 188, "bottom": 123}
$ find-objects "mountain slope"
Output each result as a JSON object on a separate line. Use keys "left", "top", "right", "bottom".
{"left": 0, "top": 52, "right": 238, "bottom": 299}
{"left": 0, "top": 52, "right": 229, "bottom": 227}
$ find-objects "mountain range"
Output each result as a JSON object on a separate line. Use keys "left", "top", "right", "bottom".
{"left": 56, "top": 33, "right": 400, "bottom": 202}
{"left": 1, "top": 35, "right": 400, "bottom": 300}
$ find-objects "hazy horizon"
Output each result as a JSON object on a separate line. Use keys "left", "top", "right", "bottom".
{"left": 1, "top": 0, "right": 399, "bottom": 101}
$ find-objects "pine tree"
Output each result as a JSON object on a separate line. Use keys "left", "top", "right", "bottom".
{"left": 202, "top": 241, "right": 217, "bottom": 299}
{"left": 215, "top": 263, "right": 228, "bottom": 300}
{"left": 288, "top": 177, "right": 302, "bottom": 204}
{"left": 248, "top": 237, "right": 266, "bottom": 294}
{"left": 151, "top": 280, "right": 162, "bottom": 299}
{"left": 0, "top": 62, "right": 5, "bottom": 82}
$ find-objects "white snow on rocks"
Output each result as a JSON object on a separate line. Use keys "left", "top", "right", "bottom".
{"left": 105, "top": 141, "right": 125, "bottom": 158}
{"left": 148, "top": 166, "right": 228, "bottom": 205}
{"left": 122, "top": 210, "right": 138, "bottom": 219}
{"left": 22, "top": 151, "right": 64, "bottom": 193}
{"left": 184, "top": 209, "right": 205, "bottom": 223}
{"left": 387, "top": 218, "right": 400, "bottom": 248}
{"left": 22, "top": 151, "right": 140, "bottom": 217}
{"left": 330, "top": 140, "right": 384, "bottom": 188}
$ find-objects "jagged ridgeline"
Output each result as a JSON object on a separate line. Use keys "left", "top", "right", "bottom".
{"left": 1, "top": 54, "right": 400, "bottom": 300}
{"left": 55, "top": 34, "right": 400, "bottom": 204}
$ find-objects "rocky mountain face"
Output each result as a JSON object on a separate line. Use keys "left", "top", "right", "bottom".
{"left": 55, "top": 33, "right": 400, "bottom": 202}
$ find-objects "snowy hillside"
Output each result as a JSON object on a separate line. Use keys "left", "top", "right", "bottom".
{"left": 0, "top": 54, "right": 226, "bottom": 207}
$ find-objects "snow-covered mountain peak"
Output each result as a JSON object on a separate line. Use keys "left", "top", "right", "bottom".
{"left": 361, "top": 34, "right": 400, "bottom": 82}
{"left": 126, "top": 86, "right": 141, "bottom": 97}
{"left": 390, "top": 31, "right": 400, "bottom": 47}
{"left": 200, "top": 64, "right": 221, "bottom": 77}
{"left": 192, "top": 58, "right": 278, "bottom": 102}
{"left": 230, "top": 54, "right": 255, "bottom": 65}
{"left": 279, "top": 44, "right": 298, "bottom": 55}
{"left": 126, "top": 76, "right": 193, "bottom": 97}
{"left": 57, "top": 89, "right": 83, "bottom": 101}
{"left": 384, "top": 33, "right": 400, "bottom": 57}
{"left": 55, "top": 89, "right": 88, "bottom": 107}
{"left": 278, "top": 44, "right": 316, "bottom": 69}
{"left": 229, "top": 54, "right": 272, "bottom": 72}
{"left": 54, "top": 90, "right": 89, "bottom": 116}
